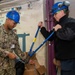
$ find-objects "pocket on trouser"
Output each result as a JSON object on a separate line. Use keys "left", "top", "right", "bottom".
{"left": 61, "top": 70, "right": 73, "bottom": 75}
{"left": 61, "top": 60, "right": 73, "bottom": 71}
{"left": 0, "top": 69, "right": 6, "bottom": 75}
{"left": 6, "top": 68, "right": 16, "bottom": 75}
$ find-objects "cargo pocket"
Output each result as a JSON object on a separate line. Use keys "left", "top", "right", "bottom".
{"left": 61, "top": 60, "right": 73, "bottom": 71}
{"left": 0, "top": 69, "right": 6, "bottom": 75}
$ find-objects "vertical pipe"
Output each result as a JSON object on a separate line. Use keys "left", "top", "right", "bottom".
{"left": 46, "top": 0, "right": 56, "bottom": 75}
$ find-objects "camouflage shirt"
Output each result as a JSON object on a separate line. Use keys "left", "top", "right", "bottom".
{"left": 0, "top": 25, "right": 26, "bottom": 70}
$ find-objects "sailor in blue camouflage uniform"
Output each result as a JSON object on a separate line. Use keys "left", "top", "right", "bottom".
{"left": 0, "top": 10, "right": 26, "bottom": 75}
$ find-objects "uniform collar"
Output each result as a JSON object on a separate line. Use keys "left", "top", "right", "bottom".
{"left": 59, "top": 15, "right": 68, "bottom": 22}
{"left": 58, "top": 15, "right": 68, "bottom": 24}
{"left": 2, "top": 25, "right": 13, "bottom": 35}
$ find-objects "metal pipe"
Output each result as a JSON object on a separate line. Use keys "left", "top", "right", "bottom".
{"left": 46, "top": 0, "right": 57, "bottom": 75}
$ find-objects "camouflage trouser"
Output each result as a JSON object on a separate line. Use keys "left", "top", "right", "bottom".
{"left": 0, "top": 68, "right": 16, "bottom": 75}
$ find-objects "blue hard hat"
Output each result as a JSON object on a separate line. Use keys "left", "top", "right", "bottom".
{"left": 51, "top": 2, "right": 68, "bottom": 15}
{"left": 6, "top": 10, "right": 20, "bottom": 23}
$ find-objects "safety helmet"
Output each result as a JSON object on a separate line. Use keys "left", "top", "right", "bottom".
{"left": 6, "top": 10, "right": 20, "bottom": 23}
{"left": 51, "top": 1, "right": 70, "bottom": 15}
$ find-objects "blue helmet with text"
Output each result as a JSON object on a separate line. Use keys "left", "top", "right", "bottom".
{"left": 6, "top": 10, "right": 20, "bottom": 23}
{"left": 51, "top": 1, "right": 70, "bottom": 15}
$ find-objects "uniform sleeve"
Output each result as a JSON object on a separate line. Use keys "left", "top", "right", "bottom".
{"left": 40, "top": 27, "right": 55, "bottom": 41}
{"left": 14, "top": 35, "right": 26, "bottom": 60}
{"left": 0, "top": 48, "right": 8, "bottom": 57}
{"left": 56, "top": 22, "right": 75, "bottom": 41}
{"left": 0, "top": 27, "right": 8, "bottom": 57}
